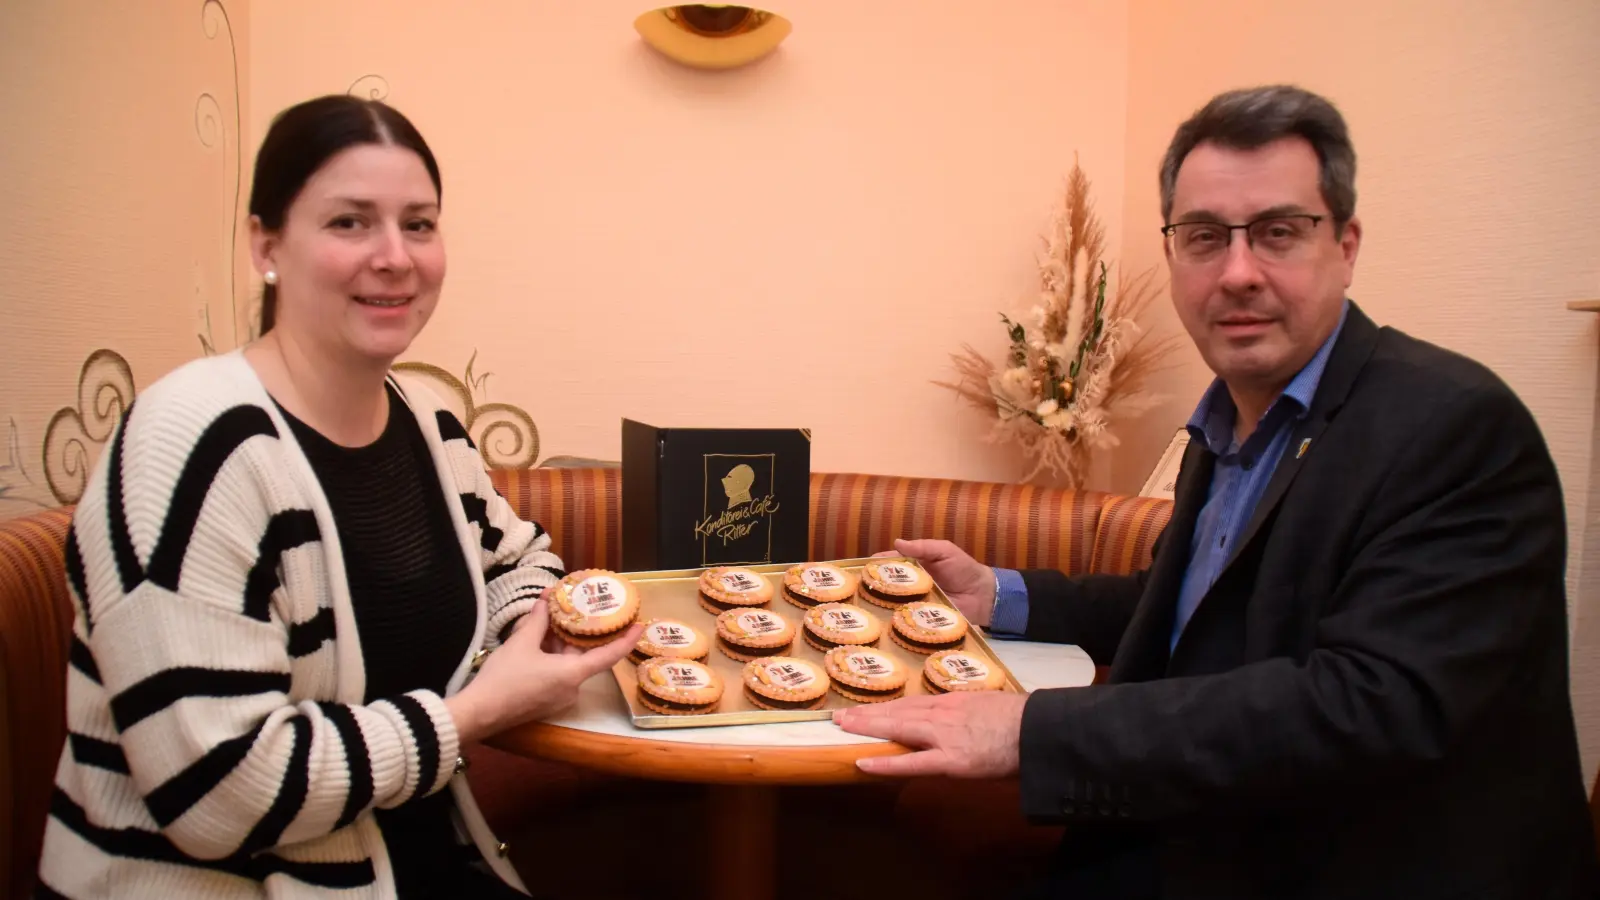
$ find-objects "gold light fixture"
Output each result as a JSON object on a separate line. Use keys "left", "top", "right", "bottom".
{"left": 634, "top": 5, "right": 792, "bottom": 70}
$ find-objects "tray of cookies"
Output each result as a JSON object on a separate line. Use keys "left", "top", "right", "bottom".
{"left": 544, "top": 556, "right": 1025, "bottom": 728}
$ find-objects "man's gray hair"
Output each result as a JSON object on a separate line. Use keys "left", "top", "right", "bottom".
{"left": 1159, "top": 85, "right": 1357, "bottom": 233}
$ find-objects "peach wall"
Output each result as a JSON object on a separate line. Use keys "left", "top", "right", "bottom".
{"left": 247, "top": 0, "right": 1134, "bottom": 483}
{"left": 1117, "top": 0, "right": 1600, "bottom": 778}
{"left": 8, "top": 0, "right": 1597, "bottom": 783}
{"left": 0, "top": 0, "right": 251, "bottom": 519}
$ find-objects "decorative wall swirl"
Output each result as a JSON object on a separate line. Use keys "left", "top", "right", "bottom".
{"left": 0, "top": 418, "right": 52, "bottom": 510}
{"left": 195, "top": 0, "right": 242, "bottom": 352}
{"left": 43, "top": 350, "right": 137, "bottom": 505}
{"left": 347, "top": 74, "right": 390, "bottom": 100}
{"left": 395, "top": 356, "right": 540, "bottom": 469}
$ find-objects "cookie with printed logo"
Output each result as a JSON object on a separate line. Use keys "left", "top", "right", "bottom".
{"left": 823, "top": 646, "right": 908, "bottom": 703}
{"left": 781, "top": 562, "right": 857, "bottom": 609}
{"left": 888, "top": 601, "right": 969, "bottom": 654}
{"left": 858, "top": 559, "right": 934, "bottom": 609}
{"left": 801, "top": 602, "right": 882, "bottom": 651}
{"left": 715, "top": 607, "right": 795, "bottom": 662}
{"left": 631, "top": 618, "right": 709, "bottom": 663}
{"left": 922, "top": 649, "right": 1006, "bottom": 693}
{"left": 697, "top": 566, "right": 775, "bottom": 613}
{"left": 548, "top": 569, "right": 641, "bottom": 647}
{"left": 636, "top": 657, "right": 725, "bottom": 714}
{"left": 741, "top": 657, "right": 829, "bottom": 711}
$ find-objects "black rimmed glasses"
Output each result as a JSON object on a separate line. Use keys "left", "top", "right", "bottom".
{"left": 1160, "top": 214, "right": 1325, "bottom": 265}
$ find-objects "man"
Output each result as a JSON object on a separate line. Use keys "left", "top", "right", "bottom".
{"left": 836, "top": 85, "right": 1600, "bottom": 899}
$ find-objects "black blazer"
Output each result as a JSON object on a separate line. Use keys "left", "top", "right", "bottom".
{"left": 1015, "top": 304, "right": 1599, "bottom": 899}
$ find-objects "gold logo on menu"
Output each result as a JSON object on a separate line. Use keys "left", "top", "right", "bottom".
{"left": 696, "top": 454, "right": 780, "bottom": 565}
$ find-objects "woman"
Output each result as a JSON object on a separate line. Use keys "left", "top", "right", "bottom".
{"left": 37, "top": 95, "right": 640, "bottom": 899}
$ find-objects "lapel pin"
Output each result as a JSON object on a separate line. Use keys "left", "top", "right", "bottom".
{"left": 1296, "top": 438, "right": 1312, "bottom": 459}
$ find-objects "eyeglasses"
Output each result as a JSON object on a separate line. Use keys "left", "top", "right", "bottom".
{"left": 1160, "top": 214, "right": 1325, "bottom": 265}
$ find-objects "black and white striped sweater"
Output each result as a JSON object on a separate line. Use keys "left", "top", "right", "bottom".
{"left": 38, "top": 352, "right": 562, "bottom": 899}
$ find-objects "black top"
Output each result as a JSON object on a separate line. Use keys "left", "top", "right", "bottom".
{"left": 279, "top": 382, "right": 479, "bottom": 898}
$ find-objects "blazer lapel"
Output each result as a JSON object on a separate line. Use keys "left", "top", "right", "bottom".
{"left": 1110, "top": 436, "right": 1215, "bottom": 681}
{"left": 1220, "top": 303, "right": 1383, "bottom": 574}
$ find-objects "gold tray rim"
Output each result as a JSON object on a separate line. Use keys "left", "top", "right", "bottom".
{"left": 607, "top": 556, "right": 1024, "bottom": 729}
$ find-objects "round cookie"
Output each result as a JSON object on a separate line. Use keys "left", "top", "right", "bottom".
{"left": 636, "top": 657, "right": 725, "bottom": 714}
{"left": 742, "top": 656, "right": 829, "bottom": 711}
{"left": 922, "top": 650, "right": 1006, "bottom": 693}
{"left": 781, "top": 563, "right": 857, "bottom": 609}
{"left": 802, "top": 602, "right": 882, "bottom": 650}
{"left": 548, "top": 569, "right": 641, "bottom": 647}
{"left": 889, "top": 601, "right": 969, "bottom": 654}
{"left": 632, "top": 618, "right": 709, "bottom": 663}
{"left": 859, "top": 559, "right": 933, "bottom": 609}
{"left": 698, "top": 567, "right": 775, "bottom": 613}
{"left": 823, "top": 646, "right": 908, "bottom": 703}
{"left": 715, "top": 608, "right": 795, "bottom": 662}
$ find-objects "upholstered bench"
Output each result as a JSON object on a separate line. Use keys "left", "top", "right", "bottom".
{"left": 0, "top": 469, "right": 1170, "bottom": 895}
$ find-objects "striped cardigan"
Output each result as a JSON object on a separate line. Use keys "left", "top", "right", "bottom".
{"left": 38, "top": 351, "right": 563, "bottom": 899}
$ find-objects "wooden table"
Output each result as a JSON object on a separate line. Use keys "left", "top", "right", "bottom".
{"left": 488, "top": 639, "right": 1096, "bottom": 900}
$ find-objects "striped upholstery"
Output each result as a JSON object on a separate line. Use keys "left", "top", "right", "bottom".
{"left": 0, "top": 471, "right": 1172, "bottom": 889}
{"left": 809, "top": 473, "right": 1108, "bottom": 574}
{"left": 490, "top": 468, "right": 624, "bottom": 571}
{"left": 1089, "top": 494, "right": 1174, "bottom": 575}
{"left": 0, "top": 507, "right": 75, "bottom": 899}
{"left": 489, "top": 468, "right": 1130, "bottom": 577}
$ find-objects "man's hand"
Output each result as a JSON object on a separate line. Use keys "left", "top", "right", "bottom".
{"left": 875, "top": 538, "right": 997, "bottom": 627}
{"left": 832, "top": 691, "right": 1028, "bottom": 777}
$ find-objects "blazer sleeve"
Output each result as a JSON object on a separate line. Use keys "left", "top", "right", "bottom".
{"left": 1016, "top": 537, "right": 1161, "bottom": 662}
{"left": 431, "top": 410, "right": 566, "bottom": 647}
{"left": 74, "top": 399, "right": 458, "bottom": 861}
{"left": 1017, "top": 382, "right": 1564, "bottom": 824}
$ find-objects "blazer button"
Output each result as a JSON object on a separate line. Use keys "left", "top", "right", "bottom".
{"left": 454, "top": 756, "right": 470, "bottom": 775}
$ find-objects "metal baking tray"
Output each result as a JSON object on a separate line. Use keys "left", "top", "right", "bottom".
{"left": 607, "top": 556, "right": 1024, "bottom": 729}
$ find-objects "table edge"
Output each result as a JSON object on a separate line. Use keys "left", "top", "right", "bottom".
{"left": 487, "top": 721, "right": 911, "bottom": 785}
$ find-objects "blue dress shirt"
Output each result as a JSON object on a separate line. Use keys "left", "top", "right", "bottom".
{"left": 991, "top": 301, "right": 1349, "bottom": 651}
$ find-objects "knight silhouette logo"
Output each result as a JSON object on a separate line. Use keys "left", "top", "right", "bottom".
{"left": 694, "top": 455, "right": 780, "bottom": 565}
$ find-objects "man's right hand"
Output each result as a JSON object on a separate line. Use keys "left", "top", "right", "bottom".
{"left": 875, "top": 538, "right": 996, "bottom": 627}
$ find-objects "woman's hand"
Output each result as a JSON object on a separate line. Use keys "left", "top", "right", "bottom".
{"left": 447, "top": 598, "right": 643, "bottom": 743}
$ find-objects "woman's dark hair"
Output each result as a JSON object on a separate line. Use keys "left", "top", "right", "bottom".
{"left": 250, "top": 95, "right": 442, "bottom": 334}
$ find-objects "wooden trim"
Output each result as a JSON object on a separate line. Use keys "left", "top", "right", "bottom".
{"left": 486, "top": 722, "right": 910, "bottom": 785}
{"left": 1567, "top": 300, "right": 1600, "bottom": 312}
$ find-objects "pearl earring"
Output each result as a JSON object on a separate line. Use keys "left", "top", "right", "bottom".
{"left": 264, "top": 271, "right": 278, "bottom": 286}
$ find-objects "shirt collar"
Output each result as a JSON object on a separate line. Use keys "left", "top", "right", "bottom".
{"left": 1185, "top": 299, "right": 1350, "bottom": 454}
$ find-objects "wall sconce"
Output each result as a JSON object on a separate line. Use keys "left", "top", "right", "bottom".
{"left": 633, "top": 5, "right": 792, "bottom": 70}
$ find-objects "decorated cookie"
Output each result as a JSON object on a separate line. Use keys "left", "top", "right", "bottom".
{"left": 781, "top": 563, "right": 857, "bottom": 608}
{"left": 637, "top": 657, "right": 725, "bottom": 714}
{"left": 859, "top": 559, "right": 934, "bottom": 608}
{"left": 715, "top": 608, "right": 796, "bottom": 662}
{"left": 922, "top": 650, "right": 1006, "bottom": 693}
{"left": 632, "top": 618, "right": 709, "bottom": 662}
{"left": 823, "top": 646, "right": 908, "bottom": 703}
{"left": 548, "top": 569, "right": 640, "bottom": 647}
{"left": 889, "top": 601, "right": 969, "bottom": 654}
{"left": 802, "top": 602, "right": 882, "bottom": 650}
{"left": 698, "top": 566, "right": 775, "bottom": 613}
{"left": 742, "top": 657, "right": 829, "bottom": 710}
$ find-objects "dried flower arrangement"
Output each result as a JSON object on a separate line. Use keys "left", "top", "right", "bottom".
{"left": 937, "top": 157, "right": 1180, "bottom": 486}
